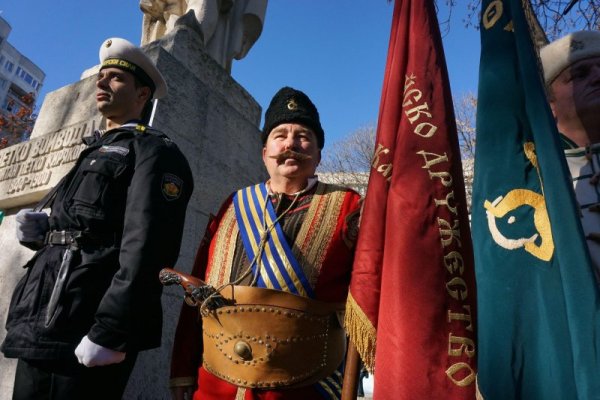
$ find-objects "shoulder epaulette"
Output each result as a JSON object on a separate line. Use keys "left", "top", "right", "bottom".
{"left": 133, "top": 124, "right": 167, "bottom": 138}
{"left": 135, "top": 124, "right": 147, "bottom": 133}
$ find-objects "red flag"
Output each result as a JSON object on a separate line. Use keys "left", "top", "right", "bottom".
{"left": 344, "top": 1, "right": 477, "bottom": 398}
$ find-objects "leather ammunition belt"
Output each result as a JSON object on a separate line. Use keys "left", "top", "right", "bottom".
{"left": 202, "top": 285, "right": 346, "bottom": 389}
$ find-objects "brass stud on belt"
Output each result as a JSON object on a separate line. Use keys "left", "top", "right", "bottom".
{"left": 233, "top": 340, "right": 253, "bottom": 361}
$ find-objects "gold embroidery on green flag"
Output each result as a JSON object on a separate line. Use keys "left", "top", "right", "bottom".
{"left": 344, "top": 293, "right": 377, "bottom": 372}
{"left": 482, "top": 1, "right": 503, "bottom": 30}
{"left": 483, "top": 142, "right": 554, "bottom": 261}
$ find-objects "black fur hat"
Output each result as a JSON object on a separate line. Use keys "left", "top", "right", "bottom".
{"left": 261, "top": 87, "right": 325, "bottom": 149}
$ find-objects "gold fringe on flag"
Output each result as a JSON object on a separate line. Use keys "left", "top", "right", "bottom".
{"left": 344, "top": 292, "right": 377, "bottom": 373}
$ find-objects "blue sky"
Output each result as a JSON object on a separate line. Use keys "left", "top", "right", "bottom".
{"left": 0, "top": 1, "right": 480, "bottom": 151}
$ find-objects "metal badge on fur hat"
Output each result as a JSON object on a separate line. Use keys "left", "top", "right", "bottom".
{"left": 262, "top": 87, "right": 325, "bottom": 149}
{"left": 540, "top": 31, "right": 600, "bottom": 84}
{"left": 99, "top": 37, "right": 167, "bottom": 99}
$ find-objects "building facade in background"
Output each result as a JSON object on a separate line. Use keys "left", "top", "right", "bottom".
{"left": 0, "top": 16, "right": 45, "bottom": 146}
{"left": 318, "top": 171, "right": 369, "bottom": 196}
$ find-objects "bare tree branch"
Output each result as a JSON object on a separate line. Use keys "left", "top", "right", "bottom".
{"left": 447, "top": 0, "right": 599, "bottom": 40}
{"left": 318, "top": 124, "right": 376, "bottom": 194}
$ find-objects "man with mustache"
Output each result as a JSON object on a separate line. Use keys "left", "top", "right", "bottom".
{"left": 170, "top": 87, "right": 362, "bottom": 400}
{"left": 540, "top": 31, "right": 600, "bottom": 279}
{"left": 2, "top": 38, "right": 193, "bottom": 399}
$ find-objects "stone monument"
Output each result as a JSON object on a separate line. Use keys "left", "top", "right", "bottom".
{"left": 0, "top": 14, "right": 266, "bottom": 399}
{"left": 140, "top": 0, "right": 268, "bottom": 73}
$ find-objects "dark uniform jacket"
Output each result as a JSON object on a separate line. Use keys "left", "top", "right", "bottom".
{"left": 1, "top": 123, "right": 194, "bottom": 361}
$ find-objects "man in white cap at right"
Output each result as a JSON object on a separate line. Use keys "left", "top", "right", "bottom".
{"left": 540, "top": 30, "right": 600, "bottom": 279}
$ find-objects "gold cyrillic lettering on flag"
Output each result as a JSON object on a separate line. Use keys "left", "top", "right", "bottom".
{"left": 417, "top": 150, "right": 448, "bottom": 169}
{"left": 448, "top": 334, "right": 476, "bottom": 358}
{"left": 371, "top": 143, "right": 393, "bottom": 181}
{"left": 444, "top": 251, "right": 465, "bottom": 274}
{"left": 446, "top": 277, "right": 468, "bottom": 301}
{"left": 405, "top": 103, "right": 432, "bottom": 125}
{"left": 406, "top": 72, "right": 476, "bottom": 388}
{"left": 438, "top": 218, "right": 462, "bottom": 247}
{"left": 448, "top": 305, "right": 474, "bottom": 331}
{"left": 446, "top": 362, "right": 476, "bottom": 387}
{"left": 414, "top": 122, "right": 438, "bottom": 138}
{"left": 402, "top": 88, "right": 422, "bottom": 106}
{"left": 435, "top": 191, "right": 458, "bottom": 215}
{"left": 429, "top": 171, "right": 454, "bottom": 187}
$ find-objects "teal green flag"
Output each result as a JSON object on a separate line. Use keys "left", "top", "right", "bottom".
{"left": 473, "top": 1, "right": 600, "bottom": 399}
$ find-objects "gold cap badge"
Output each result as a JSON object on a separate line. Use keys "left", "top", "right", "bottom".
{"left": 571, "top": 39, "right": 584, "bottom": 51}
{"left": 287, "top": 99, "right": 298, "bottom": 111}
{"left": 105, "top": 39, "right": 112, "bottom": 48}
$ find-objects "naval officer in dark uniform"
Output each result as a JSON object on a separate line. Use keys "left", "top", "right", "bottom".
{"left": 2, "top": 37, "right": 194, "bottom": 400}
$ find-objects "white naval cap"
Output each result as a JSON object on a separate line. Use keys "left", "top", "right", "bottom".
{"left": 540, "top": 30, "right": 600, "bottom": 85}
{"left": 99, "top": 37, "right": 167, "bottom": 99}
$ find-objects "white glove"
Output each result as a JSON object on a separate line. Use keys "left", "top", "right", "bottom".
{"left": 16, "top": 208, "right": 49, "bottom": 243}
{"left": 75, "top": 335, "right": 126, "bottom": 367}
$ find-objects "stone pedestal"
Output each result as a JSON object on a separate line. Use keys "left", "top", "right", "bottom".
{"left": 0, "top": 22, "right": 266, "bottom": 400}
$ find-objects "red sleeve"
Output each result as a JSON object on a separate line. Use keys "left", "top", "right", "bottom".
{"left": 170, "top": 195, "right": 233, "bottom": 386}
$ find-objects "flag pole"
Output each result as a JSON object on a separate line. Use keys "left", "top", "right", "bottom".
{"left": 341, "top": 341, "right": 361, "bottom": 400}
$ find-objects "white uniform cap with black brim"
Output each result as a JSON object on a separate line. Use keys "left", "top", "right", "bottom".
{"left": 540, "top": 30, "right": 600, "bottom": 85}
{"left": 99, "top": 37, "right": 167, "bottom": 100}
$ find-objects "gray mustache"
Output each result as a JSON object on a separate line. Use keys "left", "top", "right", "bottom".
{"left": 269, "top": 150, "right": 312, "bottom": 162}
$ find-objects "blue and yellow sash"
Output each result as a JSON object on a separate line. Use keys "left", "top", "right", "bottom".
{"left": 233, "top": 183, "right": 314, "bottom": 298}
{"left": 232, "top": 182, "right": 345, "bottom": 399}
